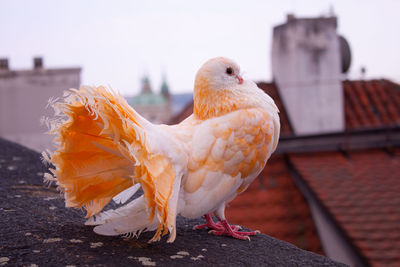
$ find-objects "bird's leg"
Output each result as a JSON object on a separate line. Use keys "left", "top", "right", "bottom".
{"left": 209, "top": 219, "right": 260, "bottom": 240}
{"left": 207, "top": 204, "right": 260, "bottom": 240}
{"left": 193, "top": 214, "right": 223, "bottom": 231}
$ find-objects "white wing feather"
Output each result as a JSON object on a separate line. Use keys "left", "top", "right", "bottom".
{"left": 112, "top": 184, "right": 141, "bottom": 204}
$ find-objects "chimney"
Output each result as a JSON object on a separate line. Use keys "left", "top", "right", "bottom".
{"left": 271, "top": 15, "right": 344, "bottom": 135}
{"left": 287, "top": 14, "right": 295, "bottom": 22}
{"left": 0, "top": 58, "right": 9, "bottom": 71}
{"left": 33, "top": 57, "right": 43, "bottom": 69}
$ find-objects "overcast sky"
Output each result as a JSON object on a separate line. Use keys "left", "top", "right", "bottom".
{"left": 1, "top": 0, "right": 399, "bottom": 95}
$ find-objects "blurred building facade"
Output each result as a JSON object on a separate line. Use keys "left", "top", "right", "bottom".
{"left": 127, "top": 75, "right": 193, "bottom": 124}
{"left": 128, "top": 75, "right": 172, "bottom": 124}
{"left": 172, "top": 14, "right": 400, "bottom": 267}
{"left": 0, "top": 57, "right": 80, "bottom": 152}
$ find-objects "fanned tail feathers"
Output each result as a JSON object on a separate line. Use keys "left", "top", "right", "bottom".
{"left": 44, "top": 86, "right": 180, "bottom": 242}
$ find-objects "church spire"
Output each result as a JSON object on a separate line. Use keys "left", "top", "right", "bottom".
{"left": 141, "top": 75, "right": 153, "bottom": 94}
{"left": 161, "top": 73, "right": 170, "bottom": 97}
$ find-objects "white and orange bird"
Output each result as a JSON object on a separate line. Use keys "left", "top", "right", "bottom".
{"left": 43, "top": 57, "right": 280, "bottom": 242}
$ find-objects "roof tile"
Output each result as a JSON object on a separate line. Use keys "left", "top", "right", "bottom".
{"left": 344, "top": 80, "right": 400, "bottom": 130}
{"left": 290, "top": 148, "right": 400, "bottom": 267}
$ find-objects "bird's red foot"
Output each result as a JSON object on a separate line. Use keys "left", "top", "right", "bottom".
{"left": 209, "top": 219, "right": 260, "bottom": 241}
{"left": 193, "top": 214, "right": 223, "bottom": 231}
{"left": 193, "top": 214, "right": 259, "bottom": 240}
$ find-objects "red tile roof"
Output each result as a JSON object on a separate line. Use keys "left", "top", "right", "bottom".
{"left": 344, "top": 80, "right": 400, "bottom": 130}
{"left": 289, "top": 148, "right": 400, "bottom": 267}
{"left": 226, "top": 155, "right": 323, "bottom": 254}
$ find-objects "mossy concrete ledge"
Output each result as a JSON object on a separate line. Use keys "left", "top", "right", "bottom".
{"left": 0, "top": 138, "right": 347, "bottom": 267}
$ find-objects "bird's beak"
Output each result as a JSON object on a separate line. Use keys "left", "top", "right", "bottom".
{"left": 235, "top": 75, "right": 244, "bottom": 85}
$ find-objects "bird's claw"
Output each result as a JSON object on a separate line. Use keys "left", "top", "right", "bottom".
{"left": 194, "top": 214, "right": 259, "bottom": 240}
{"left": 193, "top": 224, "right": 204, "bottom": 230}
{"left": 208, "top": 229, "right": 252, "bottom": 240}
{"left": 207, "top": 220, "right": 259, "bottom": 240}
{"left": 193, "top": 214, "right": 223, "bottom": 231}
{"left": 193, "top": 223, "right": 222, "bottom": 230}
{"left": 233, "top": 224, "right": 242, "bottom": 230}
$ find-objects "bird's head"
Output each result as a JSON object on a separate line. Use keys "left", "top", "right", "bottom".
{"left": 193, "top": 57, "right": 248, "bottom": 119}
{"left": 194, "top": 57, "right": 244, "bottom": 92}
{"left": 193, "top": 57, "right": 278, "bottom": 120}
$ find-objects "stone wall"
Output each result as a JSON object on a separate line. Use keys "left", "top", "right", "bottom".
{"left": 0, "top": 61, "right": 80, "bottom": 151}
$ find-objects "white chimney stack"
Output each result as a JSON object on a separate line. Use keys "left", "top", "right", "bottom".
{"left": 272, "top": 15, "right": 345, "bottom": 135}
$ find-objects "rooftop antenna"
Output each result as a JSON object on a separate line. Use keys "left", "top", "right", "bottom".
{"left": 161, "top": 67, "right": 170, "bottom": 97}
{"left": 361, "top": 66, "right": 366, "bottom": 80}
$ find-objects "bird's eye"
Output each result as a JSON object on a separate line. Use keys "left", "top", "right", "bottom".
{"left": 226, "top": 67, "right": 233, "bottom": 75}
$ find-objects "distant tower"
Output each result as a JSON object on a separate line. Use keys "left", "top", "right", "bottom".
{"left": 160, "top": 73, "right": 170, "bottom": 99}
{"left": 272, "top": 14, "right": 350, "bottom": 135}
{"left": 141, "top": 75, "right": 153, "bottom": 94}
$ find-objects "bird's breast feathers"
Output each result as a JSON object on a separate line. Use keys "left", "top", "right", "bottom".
{"left": 178, "top": 107, "right": 278, "bottom": 218}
